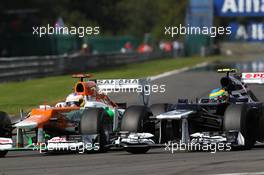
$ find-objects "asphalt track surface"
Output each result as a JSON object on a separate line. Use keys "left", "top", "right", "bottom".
{"left": 2, "top": 71, "right": 264, "bottom": 175}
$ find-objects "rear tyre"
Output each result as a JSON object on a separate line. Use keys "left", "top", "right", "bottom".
{"left": 256, "top": 105, "right": 264, "bottom": 141}
{"left": 0, "top": 111, "right": 12, "bottom": 157}
{"left": 223, "top": 104, "right": 257, "bottom": 150}
{"left": 121, "top": 105, "right": 151, "bottom": 132}
{"left": 80, "top": 108, "right": 112, "bottom": 152}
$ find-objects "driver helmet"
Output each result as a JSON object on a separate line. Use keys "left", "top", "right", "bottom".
{"left": 65, "top": 93, "right": 84, "bottom": 107}
{"left": 209, "top": 88, "right": 228, "bottom": 103}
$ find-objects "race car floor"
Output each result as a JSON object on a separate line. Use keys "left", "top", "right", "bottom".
{"left": 1, "top": 71, "right": 264, "bottom": 175}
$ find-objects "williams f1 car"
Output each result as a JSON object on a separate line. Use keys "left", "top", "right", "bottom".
{"left": 116, "top": 69, "right": 264, "bottom": 153}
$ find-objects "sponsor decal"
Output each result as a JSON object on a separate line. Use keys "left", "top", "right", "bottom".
{"left": 97, "top": 79, "right": 139, "bottom": 85}
{"left": 242, "top": 72, "right": 264, "bottom": 84}
{"left": 242, "top": 72, "right": 264, "bottom": 78}
{"left": 215, "top": 0, "right": 264, "bottom": 16}
{"left": 48, "top": 137, "right": 67, "bottom": 143}
{"left": 228, "top": 22, "right": 264, "bottom": 41}
{"left": 0, "top": 138, "right": 12, "bottom": 144}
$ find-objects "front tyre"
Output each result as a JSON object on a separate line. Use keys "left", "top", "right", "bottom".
{"left": 121, "top": 105, "right": 151, "bottom": 132}
{"left": 80, "top": 108, "right": 112, "bottom": 152}
{"left": 0, "top": 111, "right": 12, "bottom": 157}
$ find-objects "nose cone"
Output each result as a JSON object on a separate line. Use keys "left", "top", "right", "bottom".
{"left": 15, "top": 121, "right": 37, "bottom": 129}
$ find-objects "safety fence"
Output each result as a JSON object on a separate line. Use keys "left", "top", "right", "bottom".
{"left": 0, "top": 52, "right": 171, "bottom": 82}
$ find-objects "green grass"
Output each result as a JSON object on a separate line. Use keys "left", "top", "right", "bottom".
{"left": 0, "top": 56, "right": 228, "bottom": 115}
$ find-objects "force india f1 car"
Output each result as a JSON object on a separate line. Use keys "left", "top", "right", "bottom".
{"left": 0, "top": 74, "right": 154, "bottom": 157}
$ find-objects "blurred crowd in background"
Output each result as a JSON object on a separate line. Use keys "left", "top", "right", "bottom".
{"left": 0, "top": 0, "right": 187, "bottom": 57}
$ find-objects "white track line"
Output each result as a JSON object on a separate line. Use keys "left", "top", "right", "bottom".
{"left": 149, "top": 61, "right": 209, "bottom": 81}
{"left": 213, "top": 172, "right": 264, "bottom": 175}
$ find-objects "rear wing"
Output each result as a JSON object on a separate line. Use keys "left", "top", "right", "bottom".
{"left": 97, "top": 79, "right": 147, "bottom": 91}
{"left": 242, "top": 72, "right": 264, "bottom": 84}
{"left": 97, "top": 79, "right": 150, "bottom": 105}
{"left": 217, "top": 68, "right": 237, "bottom": 77}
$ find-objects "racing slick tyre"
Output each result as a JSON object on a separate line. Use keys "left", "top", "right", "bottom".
{"left": 0, "top": 111, "right": 12, "bottom": 157}
{"left": 150, "top": 103, "right": 170, "bottom": 117}
{"left": 255, "top": 105, "right": 264, "bottom": 141}
{"left": 150, "top": 103, "right": 178, "bottom": 143}
{"left": 121, "top": 106, "right": 152, "bottom": 154}
{"left": 223, "top": 104, "right": 257, "bottom": 150}
{"left": 80, "top": 108, "right": 112, "bottom": 153}
{"left": 121, "top": 105, "right": 152, "bottom": 133}
{"left": 124, "top": 144, "right": 151, "bottom": 154}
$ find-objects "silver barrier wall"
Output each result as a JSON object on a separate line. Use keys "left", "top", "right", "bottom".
{"left": 0, "top": 52, "right": 171, "bottom": 82}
